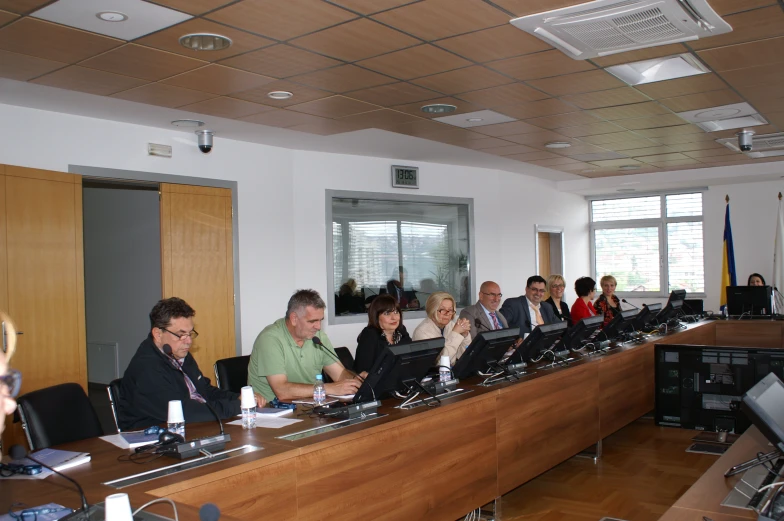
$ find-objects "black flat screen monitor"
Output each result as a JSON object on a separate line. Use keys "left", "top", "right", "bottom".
{"left": 630, "top": 303, "right": 663, "bottom": 331}
{"left": 354, "top": 338, "right": 444, "bottom": 401}
{"left": 668, "top": 289, "right": 686, "bottom": 304}
{"left": 683, "top": 299, "right": 704, "bottom": 314}
{"left": 656, "top": 299, "right": 683, "bottom": 323}
{"left": 551, "top": 315, "right": 604, "bottom": 353}
{"left": 507, "top": 322, "right": 567, "bottom": 363}
{"left": 726, "top": 286, "right": 773, "bottom": 316}
{"left": 601, "top": 309, "right": 639, "bottom": 341}
{"left": 452, "top": 328, "right": 519, "bottom": 379}
{"left": 740, "top": 372, "right": 784, "bottom": 453}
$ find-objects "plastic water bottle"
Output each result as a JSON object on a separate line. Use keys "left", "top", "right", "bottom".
{"left": 167, "top": 420, "right": 185, "bottom": 438}
{"left": 240, "top": 386, "right": 256, "bottom": 429}
{"left": 313, "top": 374, "right": 326, "bottom": 405}
{"left": 439, "top": 355, "right": 451, "bottom": 383}
{"left": 241, "top": 406, "right": 255, "bottom": 429}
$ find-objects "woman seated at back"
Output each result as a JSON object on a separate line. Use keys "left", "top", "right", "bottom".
{"left": 354, "top": 294, "right": 412, "bottom": 374}
{"left": 412, "top": 291, "right": 471, "bottom": 365}
{"left": 544, "top": 274, "right": 572, "bottom": 326}
{"left": 748, "top": 273, "right": 766, "bottom": 286}
{"left": 571, "top": 277, "right": 598, "bottom": 323}
{"left": 594, "top": 275, "right": 621, "bottom": 328}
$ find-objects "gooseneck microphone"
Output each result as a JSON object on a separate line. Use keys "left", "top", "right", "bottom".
{"left": 199, "top": 503, "right": 221, "bottom": 521}
{"left": 474, "top": 318, "right": 490, "bottom": 332}
{"left": 10, "top": 444, "right": 90, "bottom": 515}
{"left": 311, "top": 336, "right": 365, "bottom": 382}
{"left": 621, "top": 299, "right": 639, "bottom": 310}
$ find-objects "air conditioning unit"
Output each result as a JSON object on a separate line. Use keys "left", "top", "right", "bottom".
{"left": 717, "top": 132, "right": 784, "bottom": 159}
{"left": 510, "top": 0, "right": 732, "bottom": 60}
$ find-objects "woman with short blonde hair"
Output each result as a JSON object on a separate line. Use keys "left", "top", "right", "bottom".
{"left": 413, "top": 291, "right": 471, "bottom": 365}
{"left": 545, "top": 274, "right": 571, "bottom": 326}
{"left": 595, "top": 275, "right": 620, "bottom": 327}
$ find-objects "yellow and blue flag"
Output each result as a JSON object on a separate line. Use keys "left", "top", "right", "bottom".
{"left": 720, "top": 199, "right": 737, "bottom": 308}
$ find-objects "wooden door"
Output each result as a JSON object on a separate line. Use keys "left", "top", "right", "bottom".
{"left": 160, "top": 184, "right": 235, "bottom": 379}
{"left": 2, "top": 165, "right": 86, "bottom": 448}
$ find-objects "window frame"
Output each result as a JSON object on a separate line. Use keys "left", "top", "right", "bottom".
{"left": 588, "top": 189, "right": 707, "bottom": 299}
{"left": 326, "top": 190, "right": 476, "bottom": 325}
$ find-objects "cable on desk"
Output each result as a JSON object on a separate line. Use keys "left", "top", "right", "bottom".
{"left": 132, "top": 498, "right": 179, "bottom": 521}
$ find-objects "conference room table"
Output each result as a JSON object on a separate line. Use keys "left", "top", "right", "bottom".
{"left": 2, "top": 318, "right": 782, "bottom": 521}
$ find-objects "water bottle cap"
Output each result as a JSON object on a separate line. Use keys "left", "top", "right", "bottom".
{"left": 316, "top": 374, "right": 323, "bottom": 380}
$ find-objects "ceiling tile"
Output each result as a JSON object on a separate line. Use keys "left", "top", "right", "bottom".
{"left": 31, "top": 65, "right": 148, "bottom": 96}
{"left": 562, "top": 87, "right": 649, "bottom": 109}
{"left": 111, "top": 82, "right": 216, "bottom": 107}
{"left": 386, "top": 118, "right": 460, "bottom": 137}
{"left": 634, "top": 124, "right": 705, "bottom": 138}
{"left": 598, "top": 139, "right": 660, "bottom": 151}
{"left": 0, "top": 49, "right": 66, "bottom": 81}
{"left": 504, "top": 150, "right": 563, "bottom": 161}
{"left": 456, "top": 82, "right": 548, "bottom": 108}
{"left": 291, "top": 64, "right": 394, "bottom": 92}
{"left": 392, "top": 96, "right": 482, "bottom": 119}
{"left": 557, "top": 144, "right": 615, "bottom": 156}
{"left": 473, "top": 120, "right": 544, "bottom": 138}
{"left": 135, "top": 19, "right": 274, "bottom": 61}
{"left": 345, "top": 82, "right": 440, "bottom": 107}
{"left": 697, "top": 36, "right": 784, "bottom": 72}
{"left": 371, "top": 0, "right": 508, "bottom": 41}
{"left": 588, "top": 102, "right": 671, "bottom": 121}
{"left": 31, "top": 0, "right": 191, "bottom": 40}
{"left": 528, "top": 70, "right": 624, "bottom": 97}
{"left": 287, "top": 95, "right": 379, "bottom": 118}
{"left": 0, "top": 18, "right": 122, "bottom": 63}
{"left": 689, "top": 6, "right": 784, "bottom": 51}
{"left": 287, "top": 118, "right": 365, "bottom": 135}
{"left": 162, "top": 64, "right": 275, "bottom": 95}
{"left": 635, "top": 152, "right": 690, "bottom": 163}
{"left": 291, "top": 18, "right": 418, "bottom": 62}
{"left": 80, "top": 44, "right": 206, "bottom": 81}
{"left": 412, "top": 66, "right": 513, "bottom": 95}
{"left": 650, "top": 132, "right": 721, "bottom": 145}
{"left": 327, "top": 0, "right": 416, "bottom": 15}
{"left": 207, "top": 0, "right": 357, "bottom": 41}
{"left": 682, "top": 147, "right": 740, "bottom": 158}
{"left": 529, "top": 157, "right": 582, "bottom": 167}
{"left": 145, "top": 0, "right": 235, "bottom": 15}
{"left": 240, "top": 109, "right": 329, "bottom": 128}
{"left": 557, "top": 122, "right": 626, "bottom": 137}
{"left": 480, "top": 144, "right": 538, "bottom": 156}
{"left": 358, "top": 44, "right": 471, "bottom": 80}
{"left": 589, "top": 158, "right": 644, "bottom": 168}
{"left": 336, "top": 109, "right": 421, "bottom": 130}
{"left": 456, "top": 137, "right": 513, "bottom": 150}
{"left": 178, "top": 96, "right": 273, "bottom": 118}
{"left": 634, "top": 73, "right": 728, "bottom": 99}
{"left": 704, "top": 0, "right": 775, "bottom": 16}
{"left": 494, "top": 98, "right": 576, "bottom": 119}
{"left": 230, "top": 80, "right": 331, "bottom": 107}
{"left": 490, "top": 0, "right": 585, "bottom": 17}
{"left": 646, "top": 158, "right": 704, "bottom": 168}
{"left": 488, "top": 50, "right": 594, "bottom": 81}
{"left": 525, "top": 111, "right": 602, "bottom": 130}
{"left": 591, "top": 43, "right": 690, "bottom": 68}
{"left": 0, "top": 10, "right": 17, "bottom": 26}
{"left": 220, "top": 44, "right": 341, "bottom": 79}
{"left": 613, "top": 146, "right": 675, "bottom": 156}
{"left": 616, "top": 113, "right": 687, "bottom": 130}
{"left": 434, "top": 24, "right": 551, "bottom": 63}
{"left": 0, "top": 0, "right": 50, "bottom": 14}
{"left": 665, "top": 141, "right": 728, "bottom": 153}
{"left": 720, "top": 64, "right": 784, "bottom": 90}
{"left": 659, "top": 89, "right": 744, "bottom": 112}
{"left": 695, "top": 154, "right": 750, "bottom": 164}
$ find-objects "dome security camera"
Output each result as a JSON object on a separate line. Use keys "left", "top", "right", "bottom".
{"left": 736, "top": 129, "right": 754, "bottom": 152}
{"left": 195, "top": 130, "right": 214, "bottom": 154}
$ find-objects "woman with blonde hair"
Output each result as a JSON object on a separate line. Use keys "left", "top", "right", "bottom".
{"left": 544, "top": 274, "right": 572, "bottom": 326}
{"left": 594, "top": 275, "right": 621, "bottom": 328}
{"left": 412, "top": 291, "right": 471, "bottom": 365}
{"left": 0, "top": 311, "right": 20, "bottom": 435}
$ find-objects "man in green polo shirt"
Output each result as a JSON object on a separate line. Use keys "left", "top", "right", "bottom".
{"left": 249, "top": 289, "right": 363, "bottom": 402}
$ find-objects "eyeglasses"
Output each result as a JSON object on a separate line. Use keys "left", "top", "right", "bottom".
{"left": 528, "top": 288, "right": 546, "bottom": 294}
{"left": 550, "top": 284, "right": 565, "bottom": 289}
{"left": 481, "top": 292, "right": 503, "bottom": 298}
{"left": 381, "top": 310, "right": 400, "bottom": 316}
{"left": 437, "top": 309, "right": 455, "bottom": 316}
{"left": 162, "top": 328, "right": 199, "bottom": 341}
{"left": 0, "top": 368, "right": 22, "bottom": 399}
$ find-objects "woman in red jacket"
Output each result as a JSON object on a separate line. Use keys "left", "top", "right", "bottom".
{"left": 571, "top": 277, "right": 599, "bottom": 324}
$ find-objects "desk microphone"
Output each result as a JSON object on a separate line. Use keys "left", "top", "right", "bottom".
{"left": 474, "top": 318, "right": 490, "bottom": 332}
{"left": 10, "top": 444, "right": 91, "bottom": 518}
{"left": 621, "top": 299, "right": 639, "bottom": 310}
{"left": 199, "top": 503, "right": 221, "bottom": 521}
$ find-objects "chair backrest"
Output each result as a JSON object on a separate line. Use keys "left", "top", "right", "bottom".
{"left": 213, "top": 355, "right": 250, "bottom": 394}
{"left": 17, "top": 383, "right": 104, "bottom": 450}
{"left": 322, "top": 347, "right": 356, "bottom": 383}
{"left": 106, "top": 378, "right": 123, "bottom": 433}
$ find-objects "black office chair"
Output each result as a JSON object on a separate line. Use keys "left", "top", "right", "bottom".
{"left": 323, "top": 347, "right": 356, "bottom": 383}
{"left": 17, "top": 383, "right": 104, "bottom": 450}
{"left": 106, "top": 378, "right": 123, "bottom": 433}
{"left": 213, "top": 355, "right": 250, "bottom": 393}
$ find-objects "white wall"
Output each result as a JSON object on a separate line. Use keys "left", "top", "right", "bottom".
{"left": 0, "top": 103, "right": 590, "bottom": 357}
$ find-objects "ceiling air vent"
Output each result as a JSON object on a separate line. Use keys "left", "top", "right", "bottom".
{"left": 717, "top": 132, "right": 784, "bottom": 159}
{"left": 510, "top": 0, "right": 732, "bottom": 60}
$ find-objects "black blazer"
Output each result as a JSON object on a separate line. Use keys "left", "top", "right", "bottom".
{"left": 117, "top": 335, "right": 241, "bottom": 430}
{"left": 545, "top": 296, "right": 572, "bottom": 327}
{"left": 354, "top": 325, "right": 411, "bottom": 374}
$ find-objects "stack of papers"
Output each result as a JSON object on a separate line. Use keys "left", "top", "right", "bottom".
{"left": 100, "top": 430, "right": 159, "bottom": 450}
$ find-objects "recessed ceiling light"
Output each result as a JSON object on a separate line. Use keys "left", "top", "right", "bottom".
{"left": 96, "top": 11, "right": 128, "bottom": 22}
{"left": 421, "top": 104, "right": 457, "bottom": 114}
{"left": 605, "top": 53, "right": 709, "bottom": 86}
{"left": 619, "top": 165, "right": 641, "bottom": 171}
{"left": 267, "top": 91, "right": 293, "bottom": 100}
{"left": 467, "top": 118, "right": 483, "bottom": 122}
{"left": 545, "top": 141, "right": 571, "bottom": 149}
{"left": 171, "top": 119, "right": 204, "bottom": 128}
{"left": 696, "top": 114, "right": 767, "bottom": 132}
{"left": 179, "top": 33, "right": 232, "bottom": 51}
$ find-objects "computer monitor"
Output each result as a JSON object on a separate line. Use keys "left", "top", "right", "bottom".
{"left": 507, "top": 322, "right": 568, "bottom": 363}
{"left": 630, "top": 303, "right": 663, "bottom": 331}
{"left": 656, "top": 299, "right": 683, "bottom": 324}
{"left": 683, "top": 299, "right": 704, "bottom": 314}
{"left": 551, "top": 315, "right": 604, "bottom": 353}
{"left": 600, "top": 309, "right": 639, "bottom": 341}
{"left": 353, "top": 338, "right": 444, "bottom": 401}
{"left": 741, "top": 372, "right": 784, "bottom": 453}
{"left": 452, "top": 328, "right": 519, "bottom": 379}
{"left": 668, "top": 289, "right": 686, "bottom": 304}
{"left": 726, "top": 286, "right": 773, "bottom": 316}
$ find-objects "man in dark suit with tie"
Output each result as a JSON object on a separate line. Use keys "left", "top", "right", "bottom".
{"left": 500, "top": 275, "right": 558, "bottom": 337}
{"left": 458, "top": 281, "right": 509, "bottom": 339}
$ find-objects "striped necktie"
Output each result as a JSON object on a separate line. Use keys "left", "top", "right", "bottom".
{"left": 489, "top": 312, "right": 501, "bottom": 330}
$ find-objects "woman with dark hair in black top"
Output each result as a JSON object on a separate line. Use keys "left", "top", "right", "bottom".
{"left": 354, "top": 294, "right": 412, "bottom": 374}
